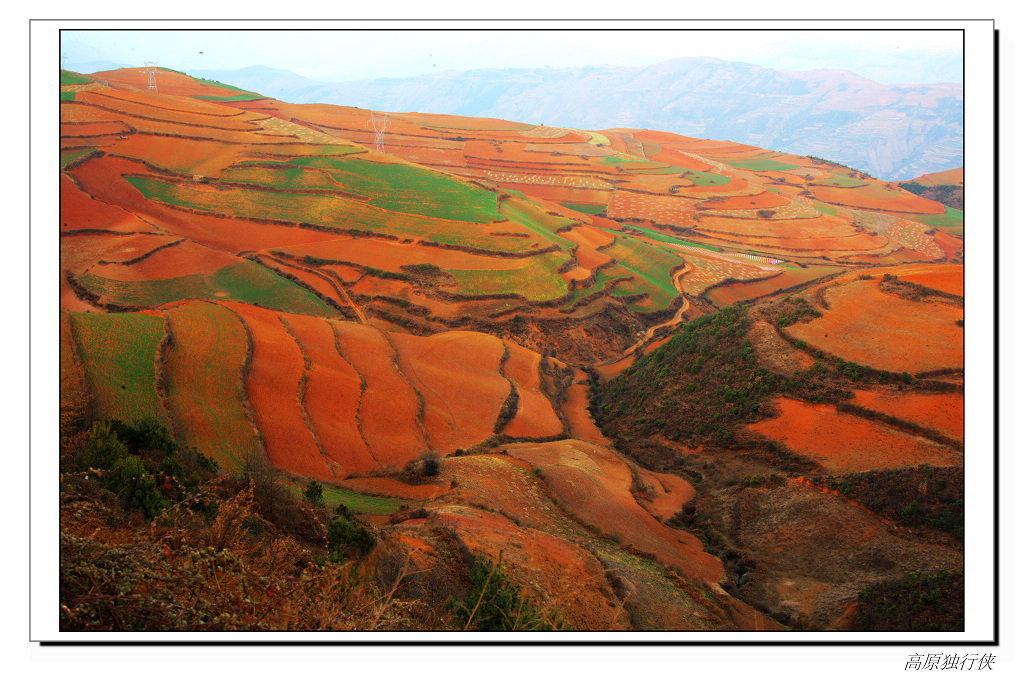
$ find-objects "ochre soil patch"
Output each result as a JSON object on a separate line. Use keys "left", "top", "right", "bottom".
{"left": 706, "top": 266, "right": 845, "bottom": 307}
{"left": 219, "top": 302, "right": 331, "bottom": 480}
{"left": 391, "top": 331, "right": 508, "bottom": 453}
{"left": 563, "top": 369, "right": 610, "bottom": 445}
{"left": 747, "top": 397, "right": 962, "bottom": 473}
{"left": 279, "top": 314, "right": 378, "bottom": 476}
{"left": 912, "top": 168, "right": 963, "bottom": 187}
{"left": 699, "top": 191, "right": 790, "bottom": 211}
{"left": 932, "top": 230, "right": 964, "bottom": 261}
{"left": 607, "top": 191, "right": 696, "bottom": 227}
{"left": 162, "top": 300, "right": 262, "bottom": 470}
{"left": 594, "top": 354, "right": 635, "bottom": 382}
{"left": 60, "top": 231, "right": 178, "bottom": 276}
{"left": 330, "top": 322, "right": 426, "bottom": 467}
{"left": 500, "top": 343, "right": 564, "bottom": 439}
{"left": 92, "top": 68, "right": 262, "bottom": 100}
{"left": 89, "top": 239, "right": 239, "bottom": 281}
{"left": 850, "top": 389, "right": 963, "bottom": 441}
{"left": 787, "top": 278, "right": 963, "bottom": 374}
{"left": 503, "top": 439, "right": 724, "bottom": 586}
{"left": 110, "top": 135, "right": 241, "bottom": 176}
{"left": 636, "top": 469, "right": 695, "bottom": 521}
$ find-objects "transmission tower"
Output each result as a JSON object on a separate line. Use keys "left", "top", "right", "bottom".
{"left": 144, "top": 61, "right": 158, "bottom": 92}
{"left": 367, "top": 111, "right": 389, "bottom": 152}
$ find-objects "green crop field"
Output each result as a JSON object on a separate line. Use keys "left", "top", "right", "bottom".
{"left": 446, "top": 251, "right": 570, "bottom": 301}
{"left": 812, "top": 172, "right": 868, "bottom": 188}
{"left": 498, "top": 197, "right": 575, "bottom": 250}
{"left": 77, "top": 261, "right": 337, "bottom": 318}
{"left": 283, "top": 481, "right": 409, "bottom": 515}
{"left": 195, "top": 93, "right": 265, "bottom": 103}
{"left": 61, "top": 148, "right": 94, "bottom": 168}
{"left": 612, "top": 222, "right": 718, "bottom": 252}
{"left": 560, "top": 202, "right": 605, "bottom": 215}
{"left": 722, "top": 158, "right": 801, "bottom": 172}
{"left": 230, "top": 156, "right": 503, "bottom": 222}
{"left": 561, "top": 269, "right": 624, "bottom": 310}
{"left": 164, "top": 301, "right": 261, "bottom": 470}
{"left": 60, "top": 70, "right": 91, "bottom": 86}
{"left": 680, "top": 169, "right": 730, "bottom": 187}
{"left": 906, "top": 206, "right": 964, "bottom": 234}
{"left": 70, "top": 312, "right": 167, "bottom": 425}
{"left": 814, "top": 201, "right": 837, "bottom": 215}
{"left": 604, "top": 235, "right": 680, "bottom": 312}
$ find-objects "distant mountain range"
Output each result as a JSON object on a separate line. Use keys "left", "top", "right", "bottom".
{"left": 190, "top": 57, "right": 962, "bottom": 181}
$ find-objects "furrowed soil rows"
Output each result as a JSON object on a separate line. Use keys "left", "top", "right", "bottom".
{"left": 88, "top": 239, "right": 238, "bottom": 281}
{"left": 501, "top": 343, "right": 564, "bottom": 439}
{"left": 163, "top": 301, "right": 261, "bottom": 469}
{"left": 562, "top": 368, "right": 610, "bottom": 445}
{"left": 70, "top": 311, "right": 167, "bottom": 425}
{"left": 332, "top": 322, "right": 427, "bottom": 466}
{"left": 111, "top": 135, "right": 240, "bottom": 176}
{"left": 787, "top": 278, "right": 963, "bottom": 374}
{"left": 220, "top": 302, "right": 331, "bottom": 479}
{"left": 391, "top": 331, "right": 508, "bottom": 453}
{"left": 891, "top": 264, "right": 964, "bottom": 296}
{"left": 606, "top": 190, "right": 696, "bottom": 227}
{"left": 850, "top": 389, "right": 964, "bottom": 441}
{"left": 279, "top": 314, "right": 377, "bottom": 475}
{"left": 705, "top": 265, "right": 844, "bottom": 307}
{"left": 810, "top": 185, "right": 946, "bottom": 214}
{"left": 747, "top": 397, "right": 961, "bottom": 472}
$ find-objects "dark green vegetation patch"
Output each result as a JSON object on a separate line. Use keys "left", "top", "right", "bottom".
{"left": 854, "top": 570, "right": 964, "bottom": 632}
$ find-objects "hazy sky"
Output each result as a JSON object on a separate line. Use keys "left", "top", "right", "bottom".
{"left": 60, "top": 29, "right": 963, "bottom": 84}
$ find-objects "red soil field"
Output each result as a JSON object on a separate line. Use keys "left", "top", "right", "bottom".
{"left": 70, "top": 99, "right": 270, "bottom": 146}
{"left": 219, "top": 302, "right": 331, "bottom": 480}
{"left": 932, "top": 231, "right": 964, "bottom": 261}
{"left": 61, "top": 120, "right": 130, "bottom": 138}
{"left": 787, "top": 278, "right": 963, "bottom": 373}
{"left": 111, "top": 135, "right": 241, "bottom": 176}
{"left": 705, "top": 266, "right": 845, "bottom": 307}
{"left": 881, "top": 263, "right": 964, "bottom": 296}
{"left": 635, "top": 468, "right": 695, "bottom": 522}
{"left": 850, "top": 389, "right": 963, "bottom": 441}
{"left": 563, "top": 369, "right": 610, "bottom": 445}
{"left": 697, "top": 213, "right": 863, "bottom": 241}
{"left": 747, "top": 397, "right": 961, "bottom": 473}
{"left": 504, "top": 440, "right": 724, "bottom": 586}
{"left": 60, "top": 173, "right": 155, "bottom": 233}
{"left": 500, "top": 183, "right": 611, "bottom": 207}
{"left": 60, "top": 231, "right": 178, "bottom": 275}
{"left": 810, "top": 185, "right": 945, "bottom": 214}
{"left": 390, "top": 331, "right": 508, "bottom": 453}
{"left": 76, "top": 90, "right": 262, "bottom": 131}
{"left": 331, "top": 322, "right": 427, "bottom": 466}
{"left": 500, "top": 343, "right": 564, "bottom": 439}
{"left": 162, "top": 301, "right": 262, "bottom": 470}
{"left": 89, "top": 239, "right": 239, "bottom": 281}
{"left": 278, "top": 314, "right": 378, "bottom": 476}
{"left": 909, "top": 167, "right": 963, "bottom": 187}
{"left": 607, "top": 191, "right": 696, "bottom": 227}
{"left": 92, "top": 67, "right": 263, "bottom": 99}
{"left": 699, "top": 191, "right": 790, "bottom": 210}
{"left": 277, "top": 235, "right": 521, "bottom": 273}
{"left": 594, "top": 354, "right": 635, "bottom": 382}
{"left": 561, "top": 224, "right": 614, "bottom": 271}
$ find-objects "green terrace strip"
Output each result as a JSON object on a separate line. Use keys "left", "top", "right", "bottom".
{"left": 70, "top": 312, "right": 168, "bottom": 426}
{"left": 812, "top": 172, "right": 868, "bottom": 188}
{"left": 124, "top": 175, "right": 531, "bottom": 253}
{"left": 721, "top": 157, "right": 801, "bottom": 172}
{"left": 497, "top": 197, "right": 576, "bottom": 250}
{"left": 560, "top": 202, "right": 606, "bottom": 215}
{"left": 561, "top": 269, "right": 624, "bottom": 310}
{"left": 61, "top": 148, "right": 94, "bottom": 168}
{"left": 446, "top": 251, "right": 570, "bottom": 301}
{"left": 905, "top": 206, "right": 964, "bottom": 234}
{"left": 615, "top": 221, "right": 718, "bottom": 252}
{"left": 76, "top": 260, "right": 337, "bottom": 318}
{"left": 679, "top": 169, "right": 730, "bottom": 187}
{"left": 283, "top": 481, "right": 409, "bottom": 515}
{"left": 229, "top": 156, "right": 503, "bottom": 223}
{"left": 60, "top": 91, "right": 76, "bottom": 102}
{"left": 814, "top": 201, "right": 837, "bottom": 216}
{"left": 164, "top": 301, "right": 262, "bottom": 470}
{"left": 195, "top": 92, "right": 266, "bottom": 103}
{"left": 604, "top": 235, "right": 679, "bottom": 312}
{"left": 61, "top": 70, "right": 91, "bottom": 86}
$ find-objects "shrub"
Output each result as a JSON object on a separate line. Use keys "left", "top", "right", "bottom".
{"left": 327, "top": 515, "right": 376, "bottom": 561}
{"left": 450, "top": 553, "right": 552, "bottom": 631}
{"left": 303, "top": 480, "right": 325, "bottom": 507}
{"left": 105, "top": 455, "right": 166, "bottom": 519}
{"left": 76, "top": 421, "right": 129, "bottom": 470}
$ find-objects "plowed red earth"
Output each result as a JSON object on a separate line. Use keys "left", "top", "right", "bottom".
{"left": 500, "top": 343, "right": 563, "bottom": 439}
{"left": 93, "top": 68, "right": 264, "bottom": 100}
{"left": 563, "top": 369, "right": 610, "bottom": 445}
{"left": 391, "top": 331, "right": 508, "bottom": 453}
{"left": 850, "top": 389, "right": 963, "bottom": 440}
{"left": 787, "top": 278, "right": 963, "bottom": 373}
{"left": 932, "top": 231, "right": 964, "bottom": 261}
{"left": 61, "top": 173, "right": 155, "bottom": 233}
{"left": 747, "top": 397, "right": 962, "bottom": 473}
{"left": 89, "top": 239, "right": 238, "bottom": 281}
{"left": 331, "top": 322, "right": 427, "bottom": 466}
{"left": 220, "top": 302, "right": 331, "bottom": 479}
{"left": 111, "top": 135, "right": 240, "bottom": 176}
{"left": 278, "top": 236, "right": 517, "bottom": 272}
{"left": 279, "top": 314, "right": 377, "bottom": 476}
{"left": 885, "top": 263, "right": 964, "bottom": 296}
{"left": 700, "top": 191, "right": 790, "bottom": 210}
{"left": 503, "top": 440, "right": 724, "bottom": 586}
{"left": 635, "top": 469, "right": 695, "bottom": 521}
